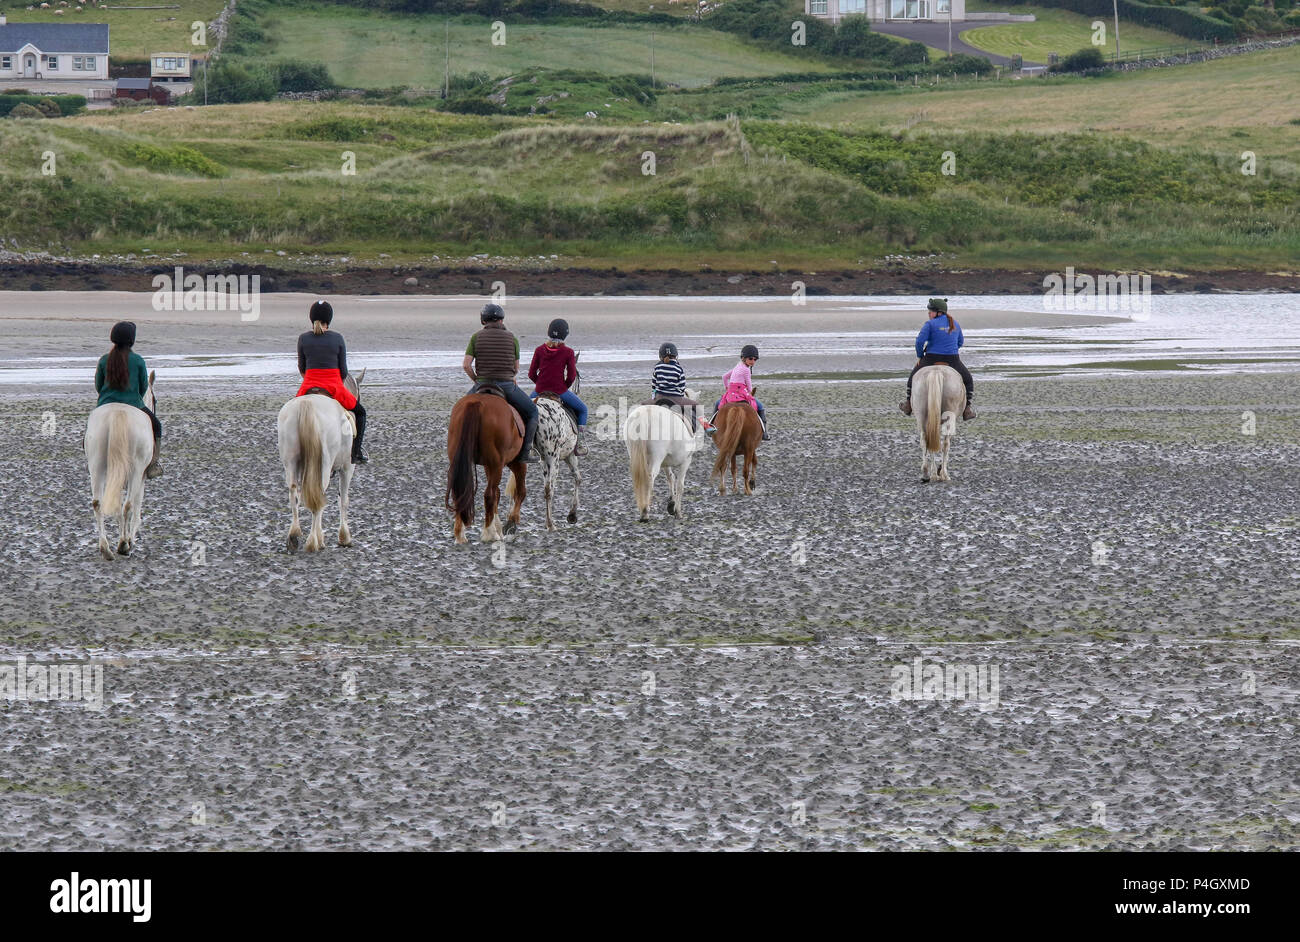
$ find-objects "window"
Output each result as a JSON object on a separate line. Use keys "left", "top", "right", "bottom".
{"left": 810, "top": 0, "right": 827, "bottom": 13}
{"left": 0, "top": 56, "right": 10, "bottom": 71}
{"left": 154, "top": 57, "right": 164, "bottom": 69}
{"left": 937, "top": 0, "right": 950, "bottom": 10}
{"left": 891, "top": 0, "right": 906, "bottom": 15}
{"left": 85, "top": 56, "right": 96, "bottom": 70}
{"left": 47, "top": 56, "right": 58, "bottom": 70}
{"left": 842, "top": 0, "right": 865, "bottom": 12}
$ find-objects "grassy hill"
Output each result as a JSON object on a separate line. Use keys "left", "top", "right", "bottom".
{"left": 0, "top": 0, "right": 227, "bottom": 62}
{"left": 2, "top": 85, "right": 1296, "bottom": 270}
{"left": 244, "top": 4, "right": 838, "bottom": 89}
{"left": 961, "top": 3, "right": 1210, "bottom": 62}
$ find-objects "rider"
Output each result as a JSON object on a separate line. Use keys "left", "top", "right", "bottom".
{"left": 653, "top": 341, "right": 712, "bottom": 434}
{"left": 899, "top": 298, "right": 976, "bottom": 421}
{"left": 95, "top": 321, "right": 162, "bottom": 479}
{"left": 462, "top": 302, "right": 538, "bottom": 463}
{"left": 296, "top": 300, "right": 369, "bottom": 463}
{"left": 528, "top": 318, "right": 588, "bottom": 456}
{"left": 715, "top": 344, "right": 769, "bottom": 440}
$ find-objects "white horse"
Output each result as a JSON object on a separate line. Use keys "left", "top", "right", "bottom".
{"left": 914, "top": 364, "right": 965, "bottom": 483}
{"left": 277, "top": 370, "right": 363, "bottom": 552}
{"left": 508, "top": 395, "right": 580, "bottom": 530}
{"left": 85, "top": 370, "right": 156, "bottom": 559}
{"left": 624, "top": 388, "right": 705, "bottom": 522}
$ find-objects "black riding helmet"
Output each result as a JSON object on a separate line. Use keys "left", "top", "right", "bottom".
{"left": 659, "top": 342, "right": 678, "bottom": 359}
{"left": 110, "top": 321, "right": 137, "bottom": 347}
{"left": 741, "top": 344, "right": 759, "bottom": 360}
{"left": 547, "top": 318, "right": 569, "bottom": 341}
{"left": 309, "top": 300, "right": 334, "bottom": 326}
{"left": 480, "top": 302, "right": 505, "bottom": 323}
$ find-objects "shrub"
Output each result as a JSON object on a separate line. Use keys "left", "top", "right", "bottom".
{"left": 35, "top": 98, "right": 61, "bottom": 117}
{"left": 274, "top": 60, "right": 337, "bottom": 92}
{"left": 1050, "top": 47, "right": 1107, "bottom": 71}
{"left": 995, "top": 0, "right": 1237, "bottom": 41}
{"left": 7, "top": 103, "right": 43, "bottom": 119}
{"left": 123, "top": 143, "right": 227, "bottom": 177}
{"left": 193, "top": 59, "right": 278, "bottom": 103}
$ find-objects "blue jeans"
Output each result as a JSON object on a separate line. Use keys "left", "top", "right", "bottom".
{"left": 531, "top": 389, "right": 587, "bottom": 426}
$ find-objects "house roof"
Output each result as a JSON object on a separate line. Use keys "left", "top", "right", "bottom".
{"left": 0, "top": 23, "right": 110, "bottom": 54}
{"left": 117, "top": 78, "right": 151, "bottom": 89}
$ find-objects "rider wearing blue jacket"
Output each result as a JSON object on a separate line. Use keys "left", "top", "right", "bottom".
{"left": 899, "top": 299, "right": 976, "bottom": 420}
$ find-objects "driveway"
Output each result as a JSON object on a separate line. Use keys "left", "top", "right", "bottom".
{"left": 872, "top": 19, "right": 1043, "bottom": 67}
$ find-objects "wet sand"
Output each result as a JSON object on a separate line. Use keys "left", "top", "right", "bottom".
{"left": 1, "top": 362, "right": 1297, "bottom": 850}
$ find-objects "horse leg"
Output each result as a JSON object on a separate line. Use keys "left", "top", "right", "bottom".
{"left": 287, "top": 481, "right": 302, "bottom": 552}
{"left": 743, "top": 447, "right": 754, "bottom": 495}
{"left": 90, "top": 460, "right": 114, "bottom": 560}
{"left": 920, "top": 434, "right": 931, "bottom": 483}
{"left": 566, "top": 454, "right": 580, "bottom": 525}
{"left": 124, "top": 473, "right": 145, "bottom": 551}
{"left": 939, "top": 433, "right": 952, "bottom": 482}
{"left": 543, "top": 457, "right": 555, "bottom": 532}
{"left": 483, "top": 465, "right": 503, "bottom": 543}
{"left": 116, "top": 485, "right": 132, "bottom": 556}
{"left": 338, "top": 462, "right": 353, "bottom": 546}
{"left": 505, "top": 461, "right": 526, "bottom": 539}
{"left": 665, "top": 467, "right": 678, "bottom": 516}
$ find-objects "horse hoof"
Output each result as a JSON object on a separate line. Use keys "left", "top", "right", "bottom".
{"left": 116, "top": 542, "right": 130, "bottom": 556}
{"left": 504, "top": 520, "right": 517, "bottom": 537}
{"left": 287, "top": 533, "right": 300, "bottom": 552}
{"left": 99, "top": 544, "right": 115, "bottom": 561}
{"left": 566, "top": 510, "right": 577, "bottom": 524}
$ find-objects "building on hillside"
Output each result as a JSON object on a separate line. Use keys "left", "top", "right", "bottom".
{"left": 150, "top": 52, "right": 191, "bottom": 84}
{"left": 805, "top": 0, "right": 967, "bottom": 23}
{"left": 116, "top": 77, "right": 170, "bottom": 104}
{"left": 0, "top": 16, "right": 110, "bottom": 81}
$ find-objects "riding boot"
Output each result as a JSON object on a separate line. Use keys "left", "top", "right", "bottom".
{"left": 962, "top": 391, "right": 976, "bottom": 421}
{"left": 351, "top": 406, "right": 369, "bottom": 464}
{"left": 757, "top": 407, "right": 770, "bottom": 441}
{"left": 705, "top": 412, "right": 719, "bottom": 436}
{"left": 145, "top": 437, "right": 163, "bottom": 479}
{"left": 520, "top": 417, "right": 540, "bottom": 463}
{"left": 899, "top": 390, "right": 913, "bottom": 416}
{"left": 573, "top": 427, "right": 588, "bottom": 456}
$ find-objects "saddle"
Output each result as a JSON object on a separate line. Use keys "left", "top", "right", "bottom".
{"left": 470, "top": 384, "right": 525, "bottom": 438}
{"left": 644, "top": 395, "right": 700, "bottom": 433}
{"left": 304, "top": 388, "right": 357, "bottom": 437}
{"left": 538, "top": 391, "right": 580, "bottom": 431}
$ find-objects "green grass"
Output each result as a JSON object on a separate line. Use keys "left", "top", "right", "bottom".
{"left": 252, "top": 6, "right": 837, "bottom": 89}
{"left": 962, "top": 6, "right": 1207, "bottom": 64}
{"left": 0, "top": 1, "right": 226, "bottom": 63}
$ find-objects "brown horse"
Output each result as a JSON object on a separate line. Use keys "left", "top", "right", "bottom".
{"left": 710, "top": 402, "right": 763, "bottom": 495}
{"left": 445, "top": 392, "right": 528, "bottom": 544}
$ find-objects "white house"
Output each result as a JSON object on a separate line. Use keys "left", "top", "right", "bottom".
{"left": 0, "top": 16, "right": 109, "bottom": 81}
{"left": 806, "top": 0, "right": 967, "bottom": 23}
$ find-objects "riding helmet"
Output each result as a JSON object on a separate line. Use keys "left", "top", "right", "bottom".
{"left": 110, "top": 321, "right": 137, "bottom": 347}
{"left": 927, "top": 298, "right": 948, "bottom": 314}
{"left": 309, "top": 300, "right": 334, "bottom": 326}
{"left": 741, "top": 344, "right": 759, "bottom": 360}
{"left": 659, "top": 342, "right": 678, "bottom": 360}
{"left": 547, "top": 318, "right": 569, "bottom": 341}
{"left": 480, "top": 302, "right": 505, "bottom": 323}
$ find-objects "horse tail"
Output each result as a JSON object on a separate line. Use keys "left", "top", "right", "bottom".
{"left": 924, "top": 371, "right": 942, "bottom": 452}
{"left": 100, "top": 409, "right": 130, "bottom": 517}
{"left": 627, "top": 416, "right": 653, "bottom": 511}
{"left": 712, "top": 408, "right": 744, "bottom": 480}
{"left": 298, "top": 402, "right": 326, "bottom": 513}
{"left": 446, "top": 399, "right": 480, "bottom": 527}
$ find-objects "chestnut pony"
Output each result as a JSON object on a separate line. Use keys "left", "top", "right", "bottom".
{"left": 710, "top": 402, "right": 763, "bottom": 495}
{"left": 445, "top": 392, "right": 528, "bottom": 544}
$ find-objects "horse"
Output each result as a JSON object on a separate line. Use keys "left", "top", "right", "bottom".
{"left": 85, "top": 370, "right": 157, "bottom": 560}
{"left": 623, "top": 388, "right": 704, "bottom": 522}
{"left": 507, "top": 395, "right": 579, "bottom": 531}
{"left": 710, "top": 401, "right": 762, "bottom": 495}
{"left": 277, "top": 369, "right": 363, "bottom": 552}
{"left": 445, "top": 390, "right": 528, "bottom": 544}
{"left": 914, "top": 364, "right": 965, "bottom": 483}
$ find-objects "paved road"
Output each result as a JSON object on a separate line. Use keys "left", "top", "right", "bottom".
{"left": 872, "top": 19, "right": 1043, "bottom": 67}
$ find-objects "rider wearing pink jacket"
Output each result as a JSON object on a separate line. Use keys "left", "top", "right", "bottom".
{"left": 714, "top": 344, "right": 769, "bottom": 439}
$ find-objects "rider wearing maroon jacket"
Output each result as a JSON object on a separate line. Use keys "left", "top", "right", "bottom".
{"left": 528, "top": 318, "right": 588, "bottom": 456}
